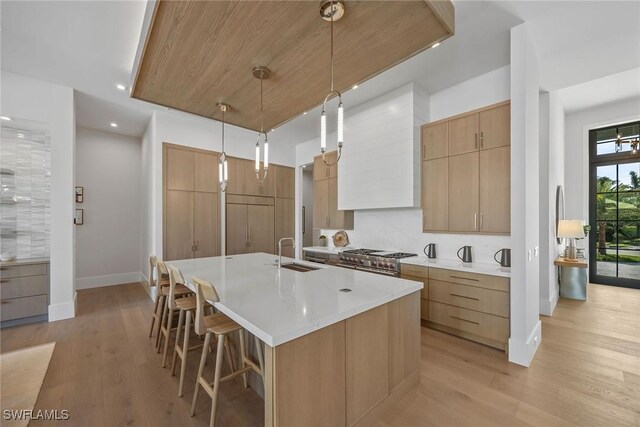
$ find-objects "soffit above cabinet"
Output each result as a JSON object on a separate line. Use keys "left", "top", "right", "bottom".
{"left": 131, "top": 0, "right": 454, "bottom": 132}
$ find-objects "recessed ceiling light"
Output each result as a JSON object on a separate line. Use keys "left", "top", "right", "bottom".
{"left": 352, "top": 84, "right": 359, "bottom": 90}
{"left": 302, "top": 165, "right": 306, "bottom": 168}
{"left": 271, "top": 128, "right": 275, "bottom": 132}
{"left": 0, "top": 116, "right": 12, "bottom": 121}
{"left": 303, "top": 111, "right": 307, "bottom": 115}
{"left": 110, "top": 122, "right": 118, "bottom": 128}
{"left": 116, "top": 84, "right": 127, "bottom": 91}
{"left": 432, "top": 42, "right": 440, "bottom": 48}
{"left": 17, "top": 133, "right": 24, "bottom": 138}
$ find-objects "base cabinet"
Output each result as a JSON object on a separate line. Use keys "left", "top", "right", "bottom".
{"left": 0, "top": 260, "right": 49, "bottom": 328}
{"left": 265, "top": 292, "right": 420, "bottom": 426}
{"left": 401, "top": 264, "right": 510, "bottom": 352}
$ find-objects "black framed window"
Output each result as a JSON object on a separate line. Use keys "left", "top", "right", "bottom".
{"left": 589, "top": 120, "right": 640, "bottom": 289}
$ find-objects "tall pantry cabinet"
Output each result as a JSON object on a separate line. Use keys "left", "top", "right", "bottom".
{"left": 422, "top": 101, "right": 511, "bottom": 234}
{"left": 163, "top": 143, "right": 220, "bottom": 261}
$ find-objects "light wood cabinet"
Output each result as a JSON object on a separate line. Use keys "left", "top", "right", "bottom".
{"left": 226, "top": 157, "right": 275, "bottom": 197}
{"left": 225, "top": 196, "right": 275, "bottom": 255}
{"left": 313, "top": 152, "right": 353, "bottom": 230}
{"left": 422, "top": 122, "right": 448, "bottom": 160}
{"left": 421, "top": 101, "right": 510, "bottom": 234}
{"left": 422, "top": 157, "right": 448, "bottom": 232}
{"left": 163, "top": 144, "right": 220, "bottom": 261}
{"left": 479, "top": 147, "right": 510, "bottom": 233}
{"left": 275, "top": 165, "right": 295, "bottom": 199}
{"left": 479, "top": 104, "right": 510, "bottom": 150}
{"left": 225, "top": 157, "right": 246, "bottom": 194}
{"left": 448, "top": 152, "right": 479, "bottom": 232}
{"left": 448, "top": 113, "right": 478, "bottom": 156}
{"left": 313, "top": 151, "right": 338, "bottom": 180}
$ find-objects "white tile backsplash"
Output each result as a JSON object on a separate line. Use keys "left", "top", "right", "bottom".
{"left": 321, "top": 207, "right": 510, "bottom": 265}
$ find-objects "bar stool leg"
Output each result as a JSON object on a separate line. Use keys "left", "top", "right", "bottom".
{"left": 161, "top": 308, "right": 174, "bottom": 367}
{"left": 178, "top": 309, "right": 192, "bottom": 397}
{"left": 191, "top": 331, "right": 212, "bottom": 416}
{"left": 149, "top": 295, "right": 160, "bottom": 337}
{"left": 156, "top": 295, "right": 167, "bottom": 351}
{"left": 238, "top": 329, "right": 248, "bottom": 388}
{"left": 210, "top": 333, "right": 226, "bottom": 427}
{"left": 171, "top": 309, "right": 185, "bottom": 376}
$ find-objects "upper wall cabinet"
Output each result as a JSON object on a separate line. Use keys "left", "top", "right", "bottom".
{"left": 422, "top": 101, "right": 510, "bottom": 234}
{"left": 338, "top": 83, "right": 429, "bottom": 210}
{"left": 314, "top": 151, "right": 354, "bottom": 230}
{"left": 225, "top": 157, "right": 275, "bottom": 197}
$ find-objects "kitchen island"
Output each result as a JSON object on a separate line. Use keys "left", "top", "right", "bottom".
{"left": 169, "top": 252, "right": 422, "bottom": 427}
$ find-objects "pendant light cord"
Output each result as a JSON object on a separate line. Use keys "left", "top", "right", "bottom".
{"left": 322, "top": 0, "right": 342, "bottom": 167}
{"left": 330, "top": 0, "right": 334, "bottom": 92}
{"left": 260, "top": 74, "right": 264, "bottom": 133}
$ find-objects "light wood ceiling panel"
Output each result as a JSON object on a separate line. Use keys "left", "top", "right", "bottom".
{"left": 132, "top": 1, "right": 454, "bottom": 131}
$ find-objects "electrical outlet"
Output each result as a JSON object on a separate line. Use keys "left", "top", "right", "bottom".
{"left": 528, "top": 250, "right": 532, "bottom": 261}
{"left": 534, "top": 246, "right": 539, "bottom": 257}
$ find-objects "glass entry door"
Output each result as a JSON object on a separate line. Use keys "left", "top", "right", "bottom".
{"left": 589, "top": 122, "right": 640, "bottom": 288}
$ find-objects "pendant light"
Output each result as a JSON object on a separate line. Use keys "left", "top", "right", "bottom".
{"left": 217, "top": 103, "right": 230, "bottom": 192}
{"left": 319, "top": 0, "right": 345, "bottom": 166}
{"left": 253, "top": 66, "right": 270, "bottom": 183}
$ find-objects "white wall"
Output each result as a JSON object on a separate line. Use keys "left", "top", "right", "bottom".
{"left": 1, "top": 71, "right": 76, "bottom": 321}
{"left": 142, "top": 110, "right": 296, "bottom": 264}
{"left": 564, "top": 96, "right": 640, "bottom": 222}
{"left": 75, "top": 127, "right": 142, "bottom": 289}
{"left": 294, "top": 66, "right": 512, "bottom": 264}
{"left": 509, "top": 24, "right": 541, "bottom": 366}
{"left": 539, "top": 92, "right": 565, "bottom": 316}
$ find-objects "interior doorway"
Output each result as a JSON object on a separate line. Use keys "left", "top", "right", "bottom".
{"left": 589, "top": 120, "right": 640, "bottom": 289}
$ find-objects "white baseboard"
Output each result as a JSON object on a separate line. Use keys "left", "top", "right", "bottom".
{"left": 75, "top": 272, "right": 142, "bottom": 290}
{"left": 48, "top": 300, "right": 76, "bottom": 322}
{"left": 539, "top": 292, "right": 558, "bottom": 316}
{"left": 508, "top": 320, "right": 542, "bottom": 367}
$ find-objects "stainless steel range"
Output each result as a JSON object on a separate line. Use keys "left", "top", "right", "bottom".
{"left": 338, "top": 249, "right": 417, "bottom": 277}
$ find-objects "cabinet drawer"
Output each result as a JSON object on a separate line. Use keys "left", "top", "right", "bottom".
{"left": 429, "top": 280, "right": 508, "bottom": 318}
{"left": 1, "top": 275, "right": 48, "bottom": 300}
{"left": 429, "top": 301, "right": 509, "bottom": 343}
{"left": 400, "top": 275, "right": 428, "bottom": 299}
{"left": 400, "top": 264, "right": 428, "bottom": 279}
{"left": 420, "top": 298, "right": 429, "bottom": 321}
{"left": 0, "top": 295, "right": 48, "bottom": 321}
{"left": 0, "top": 263, "right": 48, "bottom": 279}
{"left": 429, "top": 268, "right": 509, "bottom": 292}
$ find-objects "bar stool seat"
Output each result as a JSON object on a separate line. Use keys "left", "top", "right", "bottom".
{"left": 148, "top": 255, "right": 171, "bottom": 341}
{"left": 161, "top": 284, "right": 192, "bottom": 297}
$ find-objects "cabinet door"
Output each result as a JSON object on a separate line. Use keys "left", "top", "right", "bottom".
{"left": 448, "top": 114, "right": 478, "bottom": 156}
{"left": 275, "top": 197, "right": 295, "bottom": 257}
{"left": 165, "top": 190, "right": 194, "bottom": 260}
{"left": 422, "top": 122, "right": 448, "bottom": 160}
{"left": 448, "top": 152, "right": 479, "bottom": 232}
{"left": 259, "top": 166, "right": 276, "bottom": 197}
{"left": 422, "top": 158, "right": 448, "bottom": 231}
{"left": 225, "top": 157, "right": 245, "bottom": 194}
{"left": 243, "top": 159, "right": 261, "bottom": 196}
{"left": 226, "top": 204, "right": 248, "bottom": 255}
{"left": 248, "top": 204, "right": 275, "bottom": 254}
{"left": 479, "top": 104, "right": 510, "bottom": 150}
{"left": 313, "top": 179, "right": 330, "bottom": 229}
{"left": 325, "top": 151, "right": 338, "bottom": 179}
{"left": 479, "top": 147, "right": 510, "bottom": 233}
{"left": 194, "top": 152, "right": 218, "bottom": 193}
{"left": 276, "top": 166, "right": 295, "bottom": 199}
{"left": 166, "top": 147, "right": 194, "bottom": 191}
{"left": 193, "top": 192, "right": 219, "bottom": 258}
{"left": 314, "top": 151, "right": 337, "bottom": 180}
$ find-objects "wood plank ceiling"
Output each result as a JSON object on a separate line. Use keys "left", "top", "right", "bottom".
{"left": 132, "top": 1, "right": 455, "bottom": 132}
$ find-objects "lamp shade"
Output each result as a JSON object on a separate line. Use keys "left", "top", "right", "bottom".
{"left": 557, "top": 219, "right": 584, "bottom": 239}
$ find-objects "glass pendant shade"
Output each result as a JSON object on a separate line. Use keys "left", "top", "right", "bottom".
{"left": 255, "top": 143, "right": 260, "bottom": 171}
{"left": 217, "top": 103, "right": 230, "bottom": 192}
{"left": 321, "top": 111, "right": 327, "bottom": 152}
{"left": 337, "top": 101, "right": 344, "bottom": 146}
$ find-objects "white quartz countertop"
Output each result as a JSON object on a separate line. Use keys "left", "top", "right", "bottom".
{"left": 168, "top": 253, "right": 422, "bottom": 347}
{"left": 400, "top": 256, "right": 511, "bottom": 278}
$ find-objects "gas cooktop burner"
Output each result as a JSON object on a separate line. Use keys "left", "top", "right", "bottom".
{"left": 376, "top": 252, "right": 418, "bottom": 259}
{"left": 342, "top": 249, "right": 382, "bottom": 255}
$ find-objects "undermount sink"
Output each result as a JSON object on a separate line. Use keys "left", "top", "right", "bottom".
{"left": 280, "top": 263, "right": 319, "bottom": 273}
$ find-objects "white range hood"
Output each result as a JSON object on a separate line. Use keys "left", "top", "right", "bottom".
{"left": 338, "top": 82, "right": 428, "bottom": 210}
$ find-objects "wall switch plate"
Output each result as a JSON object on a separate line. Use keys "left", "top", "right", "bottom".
{"left": 528, "top": 250, "right": 532, "bottom": 261}
{"left": 534, "top": 246, "right": 539, "bottom": 257}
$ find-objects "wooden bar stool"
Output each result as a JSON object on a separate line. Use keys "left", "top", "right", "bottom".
{"left": 148, "top": 255, "right": 170, "bottom": 341}
{"left": 168, "top": 265, "right": 218, "bottom": 397}
{"left": 190, "top": 276, "right": 264, "bottom": 427}
{"left": 157, "top": 260, "right": 194, "bottom": 367}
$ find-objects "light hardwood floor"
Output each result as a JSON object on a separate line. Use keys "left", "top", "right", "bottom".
{"left": 1, "top": 283, "right": 639, "bottom": 426}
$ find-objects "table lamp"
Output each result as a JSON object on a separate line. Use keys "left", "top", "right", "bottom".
{"left": 557, "top": 219, "right": 585, "bottom": 260}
